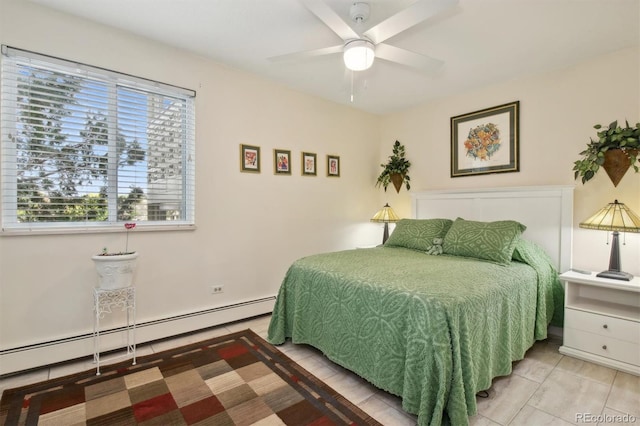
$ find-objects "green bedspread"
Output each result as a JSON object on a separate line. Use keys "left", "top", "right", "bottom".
{"left": 268, "top": 245, "right": 563, "bottom": 426}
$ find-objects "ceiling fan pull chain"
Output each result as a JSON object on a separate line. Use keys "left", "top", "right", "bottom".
{"left": 350, "top": 69, "right": 354, "bottom": 103}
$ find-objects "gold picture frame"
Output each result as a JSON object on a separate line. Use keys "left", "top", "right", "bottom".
{"left": 240, "top": 144, "right": 261, "bottom": 173}
{"left": 301, "top": 152, "right": 317, "bottom": 176}
{"left": 327, "top": 155, "right": 340, "bottom": 177}
{"left": 450, "top": 101, "right": 519, "bottom": 177}
{"left": 274, "top": 149, "right": 291, "bottom": 175}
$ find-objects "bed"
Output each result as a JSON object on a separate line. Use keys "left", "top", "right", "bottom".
{"left": 268, "top": 186, "right": 573, "bottom": 425}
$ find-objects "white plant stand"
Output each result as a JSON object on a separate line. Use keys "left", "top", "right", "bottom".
{"left": 93, "top": 286, "right": 136, "bottom": 375}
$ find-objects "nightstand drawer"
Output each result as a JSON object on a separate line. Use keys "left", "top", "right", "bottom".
{"left": 565, "top": 309, "right": 639, "bottom": 344}
{"left": 564, "top": 328, "right": 640, "bottom": 366}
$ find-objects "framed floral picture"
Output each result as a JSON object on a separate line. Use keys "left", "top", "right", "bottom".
{"left": 450, "top": 101, "right": 519, "bottom": 177}
{"left": 301, "top": 152, "right": 317, "bottom": 176}
{"left": 274, "top": 149, "right": 291, "bottom": 175}
{"left": 327, "top": 155, "right": 340, "bottom": 177}
{"left": 240, "top": 144, "right": 260, "bottom": 173}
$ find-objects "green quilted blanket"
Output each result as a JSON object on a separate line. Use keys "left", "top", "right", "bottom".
{"left": 268, "top": 246, "right": 563, "bottom": 426}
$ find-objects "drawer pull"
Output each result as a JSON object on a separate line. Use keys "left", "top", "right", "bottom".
{"left": 602, "top": 345, "right": 607, "bottom": 350}
{"left": 602, "top": 324, "right": 608, "bottom": 329}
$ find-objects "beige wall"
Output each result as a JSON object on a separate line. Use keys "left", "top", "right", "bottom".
{"left": 380, "top": 47, "right": 640, "bottom": 276}
{"left": 0, "top": 0, "right": 382, "bottom": 353}
{"left": 1, "top": 0, "right": 638, "bottom": 366}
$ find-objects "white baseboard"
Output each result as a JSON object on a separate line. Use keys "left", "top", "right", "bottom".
{"left": 0, "top": 296, "right": 276, "bottom": 376}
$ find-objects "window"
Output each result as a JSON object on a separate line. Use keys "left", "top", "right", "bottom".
{"left": 1, "top": 46, "right": 196, "bottom": 233}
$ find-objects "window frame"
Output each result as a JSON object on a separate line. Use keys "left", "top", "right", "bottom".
{"left": 0, "top": 46, "right": 196, "bottom": 235}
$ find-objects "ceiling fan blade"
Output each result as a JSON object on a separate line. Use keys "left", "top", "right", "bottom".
{"left": 364, "top": 0, "right": 458, "bottom": 44}
{"left": 375, "top": 43, "right": 443, "bottom": 72}
{"left": 300, "top": 0, "right": 359, "bottom": 41}
{"left": 268, "top": 45, "right": 343, "bottom": 62}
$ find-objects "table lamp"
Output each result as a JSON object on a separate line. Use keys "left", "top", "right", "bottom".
{"left": 579, "top": 199, "right": 640, "bottom": 280}
{"left": 371, "top": 203, "right": 400, "bottom": 244}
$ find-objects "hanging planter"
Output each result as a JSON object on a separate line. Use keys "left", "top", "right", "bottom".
{"left": 602, "top": 148, "right": 639, "bottom": 187}
{"left": 376, "top": 140, "right": 411, "bottom": 193}
{"left": 390, "top": 173, "right": 405, "bottom": 193}
{"left": 573, "top": 120, "right": 639, "bottom": 186}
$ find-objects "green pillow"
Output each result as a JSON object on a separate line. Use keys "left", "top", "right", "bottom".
{"left": 384, "top": 218, "right": 453, "bottom": 252}
{"left": 442, "top": 217, "right": 526, "bottom": 265}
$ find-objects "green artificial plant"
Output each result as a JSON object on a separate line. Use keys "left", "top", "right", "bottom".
{"left": 573, "top": 120, "right": 640, "bottom": 184}
{"left": 376, "top": 140, "right": 411, "bottom": 192}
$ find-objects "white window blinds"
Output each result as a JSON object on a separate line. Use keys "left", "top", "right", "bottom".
{"left": 1, "top": 46, "right": 196, "bottom": 232}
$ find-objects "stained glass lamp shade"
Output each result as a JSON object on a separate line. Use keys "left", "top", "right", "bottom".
{"left": 371, "top": 203, "right": 400, "bottom": 244}
{"left": 579, "top": 200, "right": 640, "bottom": 281}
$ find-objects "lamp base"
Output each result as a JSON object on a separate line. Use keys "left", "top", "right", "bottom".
{"left": 382, "top": 223, "right": 389, "bottom": 245}
{"left": 596, "top": 270, "right": 634, "bottom": 281}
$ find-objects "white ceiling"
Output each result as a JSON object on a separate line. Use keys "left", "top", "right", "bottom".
{"left": 29, "top": 0, "right": 639, "bottom": 115}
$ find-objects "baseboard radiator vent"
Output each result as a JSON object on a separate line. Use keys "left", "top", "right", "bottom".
{"left": 0, "top": 296, "right": 276, "bottom": 376}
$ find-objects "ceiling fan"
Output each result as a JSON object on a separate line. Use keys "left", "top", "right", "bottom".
{"left": 270, "top": 0, "right": 459, "bottom": 73}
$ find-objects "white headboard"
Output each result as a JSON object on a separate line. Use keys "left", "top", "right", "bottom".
{"left": 411, "top": 186, "right": 574, "bottom": 272}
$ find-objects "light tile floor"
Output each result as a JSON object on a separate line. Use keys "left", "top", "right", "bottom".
{"left": 1, "top": 314, "right": 638, "bottom": 425}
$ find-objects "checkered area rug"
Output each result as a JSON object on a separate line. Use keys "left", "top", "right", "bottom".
{"left": 0, "top": 329, "right": 382, "bottom": 425}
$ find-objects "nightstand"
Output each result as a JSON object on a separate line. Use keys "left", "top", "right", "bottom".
{"left": 559, "top": 271, "right": 639, "bottom": 376}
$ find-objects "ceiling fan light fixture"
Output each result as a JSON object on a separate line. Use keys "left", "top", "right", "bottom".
{"left": 343, "top": 39, "right": 375, "bottom": 71}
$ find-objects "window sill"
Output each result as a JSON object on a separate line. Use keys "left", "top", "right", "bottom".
{"left": 1, "top": 223, "right": 196, "bottom": 236}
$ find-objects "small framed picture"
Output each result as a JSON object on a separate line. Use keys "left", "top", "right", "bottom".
{"left": 274, "top": 149, "right": 291, "bottom": 175}
{"left": 327, "top": 155, "right": 340, "bottom": 177}
{"left": 301, "top": 152, "right": 317, "bottom": 176}
{"left": 240, "top": 144, "right": 260, "bottom": 173}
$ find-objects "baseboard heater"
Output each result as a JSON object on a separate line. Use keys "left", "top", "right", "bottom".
{"left": 0, "top": 296, "right": 276, "bottom": 376}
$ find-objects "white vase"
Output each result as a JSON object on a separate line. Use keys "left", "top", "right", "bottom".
{"left": 91, "top": 252, "right": 138, "bottom": 289}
